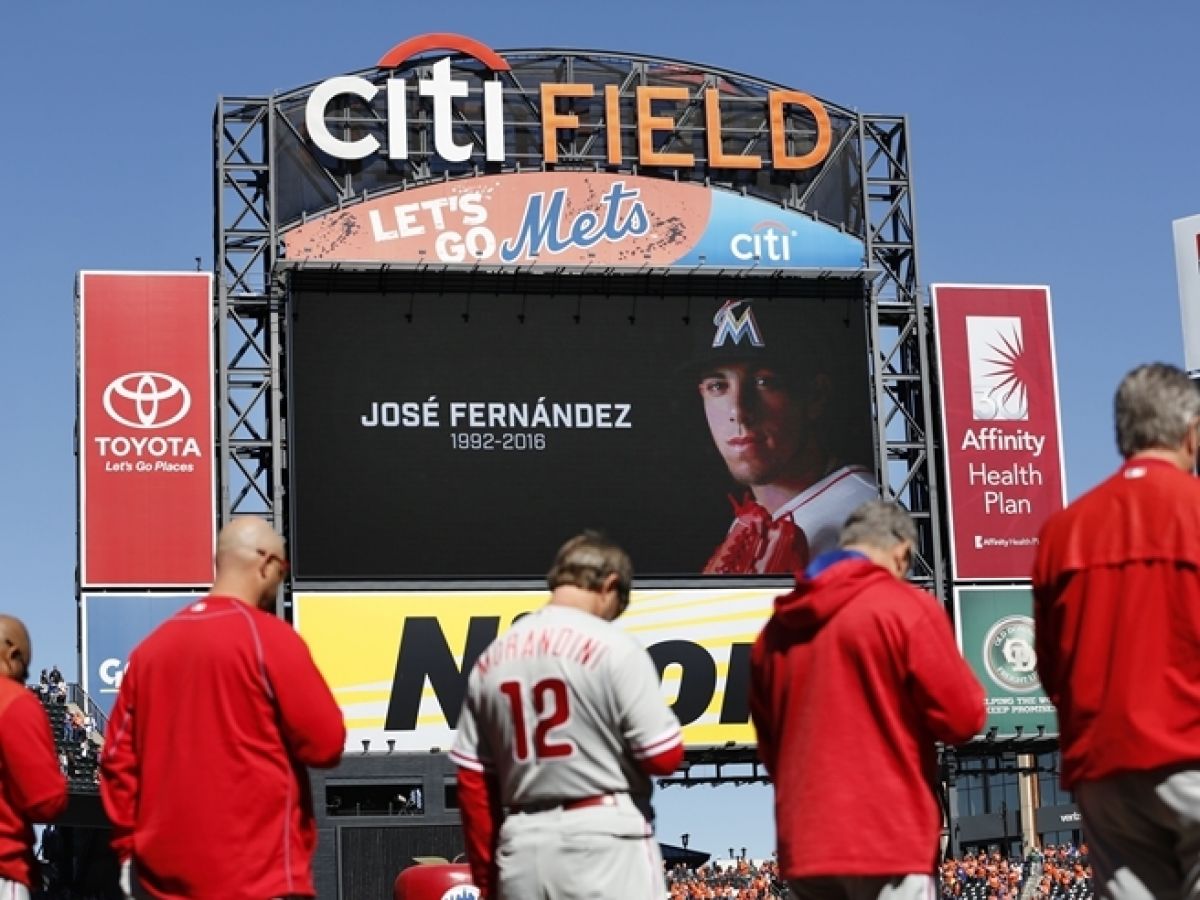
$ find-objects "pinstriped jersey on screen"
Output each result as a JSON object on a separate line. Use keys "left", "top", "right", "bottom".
{"left": 450, "top": 604, "right": 681, "bottom": 806}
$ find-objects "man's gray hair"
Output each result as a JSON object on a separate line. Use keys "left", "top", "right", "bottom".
{"left": 838, "top": 500, "right": 917, "bottom": 551}
{"left": 1114, "top": 363, "right": 1200, "bottom": 458}
{"left": 547, "top": 531, "right": 633, "bottom": 608}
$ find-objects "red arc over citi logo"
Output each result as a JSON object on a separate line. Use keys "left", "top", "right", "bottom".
{"left": 102, "top": 372, "right": 192, "bottom": 429}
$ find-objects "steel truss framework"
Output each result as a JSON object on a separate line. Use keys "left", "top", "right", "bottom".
{"left": 213, "top": 51, "right": 945, "bottom": 610}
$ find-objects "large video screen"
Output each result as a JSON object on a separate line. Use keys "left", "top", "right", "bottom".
{"left": 288, "top": 279, "right": 875, "bottom": 579}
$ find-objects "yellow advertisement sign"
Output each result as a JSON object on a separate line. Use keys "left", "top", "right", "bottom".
{"left": 294, "top": 587, "right": 781, "bottom": 753}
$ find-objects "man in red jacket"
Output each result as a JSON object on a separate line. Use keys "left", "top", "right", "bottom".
{"left": 0, "top": 615, "right": 68, "bottom": 900}
{"left": 1033, "top": 362, "right": 1200, "bottom": 900}
{"left": 100, "top": 517, "right": 346, "bottom": 900}
{"left": 750, "top": 500, "right": 985, "bottom": 900}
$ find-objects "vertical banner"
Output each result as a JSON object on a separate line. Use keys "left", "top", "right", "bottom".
{"left": 931, "top": 285, "right": 1067, "bottom": 581}
{"left": 955, "top": 586, "right": 1057, "bottom": 738}
{"left": 1173, "top": 214, "right": 1200, "bottom": 377}
{"left": 79, "top": 272, "right": 215, "bottom": 586}
{"left": 80, "top": 593, "right": 199, "bottom": 717}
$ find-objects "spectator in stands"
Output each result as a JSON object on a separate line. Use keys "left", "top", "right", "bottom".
{"left": 62, "top": 711, "right": 83, "bottom": 745}
{"left": 70, "top": 710, "right": 86, "bottom": 744}
{"left": 1033, "top": 363, "right": 1200, "bottom": 900}
{"left": 100, "top": 516, "right": 345, "bottom": 900}
{"left": 750, "top": 501, "right": 985, "bottom": 900}
{"left": 0, "top": 614, "right": 68, "bottom": 900}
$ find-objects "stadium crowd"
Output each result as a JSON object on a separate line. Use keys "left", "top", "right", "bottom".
{"left": 939, "top": 846, "right": 1092, "bottom": 900}
{"left": 661, "top": 845, "right": 1095, "bottom": 900}
{"left": 27, "top": 669, "right": 104, "bottom": 790}
{"left": 666, "top": 859, "right": 786, "bottom": 899}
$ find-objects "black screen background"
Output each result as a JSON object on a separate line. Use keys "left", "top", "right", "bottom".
{"left": 287, "top": 278, "right": 873, "bottom": 579}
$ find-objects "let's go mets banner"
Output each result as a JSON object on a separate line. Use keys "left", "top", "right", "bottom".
{"left": 283, "top": 172, "right": 864, "bottom": 270}
{"left": 931, "top": 284, "right": 1067, "bottom": 581}
{"left": 78, "top": 272, "right": 216, "bottom": 587}
{"left": 294, "top": 587, "right": 783, "bottom": 753}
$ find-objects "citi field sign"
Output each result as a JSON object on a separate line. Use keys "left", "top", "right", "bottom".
{"left": 282, "top": 33, "right": 866, "bottom": 270}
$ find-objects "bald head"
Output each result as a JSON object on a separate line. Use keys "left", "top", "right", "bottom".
{"left": 217, "top": 517, "right": 285, "bottom": 569}
{"left": 0, "top": 614, "right": 31, "bottom": 684}
{"left": 212, "top": 517, "right": 289, "bottom": 611}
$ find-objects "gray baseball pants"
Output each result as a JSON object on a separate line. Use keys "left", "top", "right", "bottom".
{"left": 1076, "top": 767, "right": 1200, "bottom": 900}
{"left": 495, "top": 794, "right": 666, "bottom": 900}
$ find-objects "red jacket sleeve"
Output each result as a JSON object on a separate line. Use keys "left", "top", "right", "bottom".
{"left": 907, "top": 597, "right": 987, "bottom": 744}
{"left": 1031, "top": 538, "right": 1063, "bottom": 704}
{"left": 99, "top": 666, "right": 138, "bottom": 862}
{"left": 0, "top": 692, "right": 68, "bottom": 823}
{"left": 456, "top": 766, "right": 501, "bottom": 898}
{"left": 636, "top": 742, "right": 684, "bottom": 777}
{"left": 266, "top": 623, "right": 346, "bottom": 769}
{"left": 748, "top": 629, "right": 777, "bottom": 778}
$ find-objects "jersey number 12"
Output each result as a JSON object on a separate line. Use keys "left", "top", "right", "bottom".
{"left": 499, "top": 678, "right": 576, "bottom": 761}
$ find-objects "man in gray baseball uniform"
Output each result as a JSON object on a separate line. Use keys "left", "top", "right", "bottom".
{"left": 451, "top": 532, "right": 684, "bottom": 900}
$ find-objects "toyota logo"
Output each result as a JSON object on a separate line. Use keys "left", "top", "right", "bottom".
{"left": 102, "top": 372, "right": 192, "bottom": 429}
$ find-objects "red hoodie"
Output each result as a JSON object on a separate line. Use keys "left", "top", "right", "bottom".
{"left": 750, "top": 556, "right": 984, "bottom": 879}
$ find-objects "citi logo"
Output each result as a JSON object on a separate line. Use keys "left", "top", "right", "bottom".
{"left": 730, "top": 221, "right": 796, "bottom": 262}
{"left": 103, "top": 372, "right": 192, "bottom": 429}
{"left": 307, "top": 34, "right": 509, "bottom": 163}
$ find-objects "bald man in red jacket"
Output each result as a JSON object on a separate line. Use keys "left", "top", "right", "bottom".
{"left": 101, "top": 518, "right": 345, "bottom": 900}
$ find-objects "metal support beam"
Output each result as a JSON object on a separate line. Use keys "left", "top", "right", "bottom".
{"left": 214, "top": 96, "right": 284, "bottom": 555}
{"left": 860, "top": 113, "right": 945, "bottom": 599}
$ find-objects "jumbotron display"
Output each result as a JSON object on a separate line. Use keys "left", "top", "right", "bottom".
{"left": 287, "top": 279, "right": 874, "bottom": 579}
{"left": 89, "top": 32, "right": 990, "bottom": 764}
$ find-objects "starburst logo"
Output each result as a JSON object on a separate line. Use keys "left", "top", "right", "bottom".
{"left": 965, "top": 316, "right": 1030, "bottom": 421}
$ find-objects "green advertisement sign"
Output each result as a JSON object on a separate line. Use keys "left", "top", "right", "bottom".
{"left": 955, "top": 585, "right": 1058, "bottom": 738}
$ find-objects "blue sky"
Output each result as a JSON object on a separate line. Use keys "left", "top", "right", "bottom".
{"left": 3, "top": 0, "right": 1197, "bottom": 861}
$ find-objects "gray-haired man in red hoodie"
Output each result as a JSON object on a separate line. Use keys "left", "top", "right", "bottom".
{"left": 750, "top": 500, "right": 985, "bottom": 900}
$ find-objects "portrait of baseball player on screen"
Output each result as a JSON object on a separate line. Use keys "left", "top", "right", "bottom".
{"left": 692, "top": 298, "right": 879, "bottom": 575}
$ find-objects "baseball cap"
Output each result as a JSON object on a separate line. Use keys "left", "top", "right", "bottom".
{"left": 679, "top": 297, "right": 831, "bottom": 381}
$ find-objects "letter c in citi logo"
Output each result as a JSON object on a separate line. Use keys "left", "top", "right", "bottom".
{"left": 103, "top": 372, "right": 192, "bottom": 429}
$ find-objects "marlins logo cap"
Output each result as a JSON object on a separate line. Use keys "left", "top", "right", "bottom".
{"left": 679, "top": 298, "right": 823, "bottom": 379}
{"left": 711, "top": 299, "right": 765, "bottom": 351}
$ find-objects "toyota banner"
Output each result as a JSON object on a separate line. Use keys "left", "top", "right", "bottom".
{"left": 931, "top": 285, "right": 1067, "bottom": 582}
{"left": 78, "top": 271, "right": 216, "bottom": 586}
